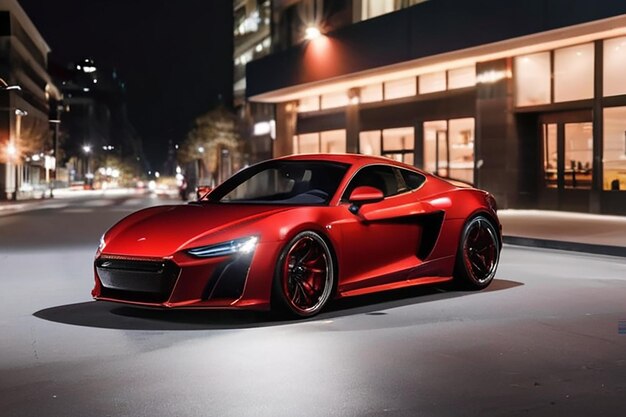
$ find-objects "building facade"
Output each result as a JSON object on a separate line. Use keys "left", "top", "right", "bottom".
{"left": 246, "top": 0, "right": 626, "bottom": 214}
{"left": 0, "top": 0, "right": 60, "bottom": 200}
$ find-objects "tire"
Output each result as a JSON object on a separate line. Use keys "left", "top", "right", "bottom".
{"left": 272, "top": 231, "right": 335, "bottom": 317}
{"left": 453, "top": 215, "right": 500, "bottom": 290}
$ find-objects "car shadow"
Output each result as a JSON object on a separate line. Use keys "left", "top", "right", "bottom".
{"left": 33, "top": 278, "right": 523, "bottom": 331}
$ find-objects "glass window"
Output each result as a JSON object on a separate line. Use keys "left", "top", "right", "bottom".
{"left": 448, "top": 118, "right": 475, "bottom": 184}
{"left": 384, "top": 77, "right": 416, "bottom": 100}
{"left": 564, "top": 122, "right": 593, "bottom": 189}
{"left": 448, "top": 66, "right": 476, "bottom": 89}
{"left": 320, "top": 130, "right": 347, "bottom": 153}
{"left": 343, "top": 165, "right": 401, "bottom": 200}
{"left": 382, "top": 127, "right": 414, "bottom": 164}
{"left": 359, "top": 131, "right": 381, "bottom": 155}
{"left": 419, "top": 71, "right": 446, "bottom": 94}
{"left": 213, "top": 161, "right": 349, "bottom": 205}
{"left": 382, "top": 127, "right": 414, "bottom": 150}
{"left": 361, "top": 0, "right": 394, "bottom": 20}
{"left": 604, "top": 36, "right": 626, "bottom": 97}
{"left": 542, "top": 123, "right": 558, "bottom": 188}
{"left": 297, "top": 133, "right": 320, "bottom": 154}
{"left": 515, "top": 52, "right": 551, "bottom": 106}
{"left": 321, "top": 91, "right": 349, "bottom": 110}
{"left": 603, "top": 107, "right": 626, "bottom": 191}
{"left": 360, "top": 83, "right": 383, "bottom": 103}
{"left": 298, "top": 96, "right": 319, "bottom": 112}
{"left": 423, "top": 120, "right": 448, "bottom": 175}
{"left": 554, "top": 43, "right": 594, "bottom": 102}
{"left": 400, "top": 169, "right": 426, "bottom": 190}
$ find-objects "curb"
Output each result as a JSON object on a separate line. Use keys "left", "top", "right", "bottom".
{"left": 503, "top": 236, "right": 626, "bottom": 258}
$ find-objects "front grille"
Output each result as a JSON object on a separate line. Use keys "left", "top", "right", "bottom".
{"left": 96, "top": 257, "right": 180, "bottom": 303}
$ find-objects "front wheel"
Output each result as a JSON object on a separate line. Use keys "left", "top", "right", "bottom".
{"left": 272, "top": 231, "right": 335, "bottom": 317}
{"left": 454, "top": 215, "right": 500, "bottom": 290}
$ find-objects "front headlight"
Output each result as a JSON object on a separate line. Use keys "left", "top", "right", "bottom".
{"left": 187, "top": 236, "right": 258, "bottom": 258}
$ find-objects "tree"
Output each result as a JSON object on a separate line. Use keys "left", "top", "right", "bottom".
{"left": 178, "top": 106, "right": 243, "bottom": 185}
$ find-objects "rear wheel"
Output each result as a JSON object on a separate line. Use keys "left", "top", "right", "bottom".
{"left": 454, "top": 215, "right": 500, "bottom": 289}
{"left": 273, "top": 231, "right": 335, "bottom": 317}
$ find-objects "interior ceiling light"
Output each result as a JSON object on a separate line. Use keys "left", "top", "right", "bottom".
{"left": 305, "top": 26, "right": 322, "bottom": 40}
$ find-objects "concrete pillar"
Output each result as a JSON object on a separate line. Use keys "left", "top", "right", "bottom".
{"left": 274, "top": 101, "right": 298, "bottom": 157}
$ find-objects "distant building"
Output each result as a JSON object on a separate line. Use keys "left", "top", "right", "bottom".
{"left": 53, "top": 59, "right": 147, "bottom": 185}
{"left": 233, "top": 0, "right": 273, "bottom": 164}
{"left": 0, "top": 0, "right": 61, "bottom": 200}
{"left": 247, "top": 0, "right": 626, "bottom": 215}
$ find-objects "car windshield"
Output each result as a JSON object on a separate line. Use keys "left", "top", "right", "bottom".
{"left": 207, "top": 160, "right": 350, "bottom": 205}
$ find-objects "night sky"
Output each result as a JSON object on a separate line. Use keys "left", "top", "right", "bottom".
{"left": 19, "top": 0, "right": 234, "bottom": 170}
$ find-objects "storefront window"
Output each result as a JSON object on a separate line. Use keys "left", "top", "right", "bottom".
{"left": 448, "top": 66, "right": 476, "bottom": 89}
{"left": 359, "top": 131, "right": 381, "bottom": 155}
{"left": 543, "top": 124, "right": 557, "bottom": 188}
{"left": 360, "top": 84, "right": 383, "bottom": 103}
{"left": 554, "top": 43, "right": 594, "bottom": 102}
{"left": 448, "top": 118, "right": 475, "bottom": 184}
{"left": 419, "top": 71, "right": 446, "bottom": 94}
{"left": 563, "top": 122, "right": 593, "bottom": 189}
{"left": 423, "top": 120, "right": 447, "bottom": 175}
{"left": 423, "top": 119, "right": 474, "bottom": 183}
{"left": 603, "top": 107, "right": 626, "bottom": 191}
{"left": 296, "top": 133, "right": 320, "bottom": 153}
{"left": 320, "top": 130, "right": 347, "bottom": 153}
{"left": 384, "top": 77, "right": 416, "bottom": 100}
{"left": 382, "top": 127, "right": 414, "bottom": 165}
{"left": 321, "top": 91, "right": 349, "bottom": 110}
{"left": 515, "top": 52, "right": 551, "bottom": 106}
{"left": 298, "top": 96, "right": 319, "bottom": 112}
{"left": 603, "top": 36, "right": 626, "bottom": 97}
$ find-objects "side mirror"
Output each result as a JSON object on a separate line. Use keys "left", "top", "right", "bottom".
{"left": 196, "top": 185, "right": 212, "bottom": 200}
{"left": 348, "top": 186, "right": 384, "bottom": 214}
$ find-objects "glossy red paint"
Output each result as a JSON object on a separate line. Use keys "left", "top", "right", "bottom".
{"left": 93, "top": 154, "right": 501, "bottom": 315}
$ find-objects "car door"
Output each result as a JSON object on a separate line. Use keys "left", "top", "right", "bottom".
{"left": 336, "top": 165, "right": 426, "bottom": 292}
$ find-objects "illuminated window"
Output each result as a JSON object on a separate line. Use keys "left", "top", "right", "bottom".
{"left": 543, "top": 124, "right": 557, "bottom": 188}
{"left": 554, "top": 43, "right": 594, "bottom": 102}
{"left": 296, "top": 133, "right": 320, "bottom": 153}
{"left": 359, "top": 131, "right": 381, "bottom": 156}
{"left": 384, "top": 77, "right": 416, "bottom": 100}
{"left": 604, "top": 36, "right": 626, "bottom": 97}
{"left": 515, "top": 52, "right": 551, "bottom": 106}
{"left": 321, "top": 130, "right": 347, "bottom": 153}
{"left": 360, "top": 84, "right": 383, "bottom": 103}
{"left": 382, "top": 127, "right": 414, "bottom": 164}
{"left": 603, "top": 107, "right": 626, "bottom": 191}
{"left": 448, "top": 66, "right": 476, "bottom": 89}
{"left": 419, "top": 71, "right": 446, "bottom": 94}
{"left": 321, "top": 91, "right": 349, "bottom": 110}
{"left": 361, "top": 0, "right": 394, "bottom": 20}
{"left": 423, "top": 119, "right": 474, "bottom": 184}
{"left": 298, "top": 96, "right": 320, "bottom": 113}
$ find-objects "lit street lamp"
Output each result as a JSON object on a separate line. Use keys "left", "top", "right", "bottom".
{"left": 11, "top": 108, "right": 28, "bottom": 200}
{"left": 82, "top": 145, "right": 93, "bottom": 189}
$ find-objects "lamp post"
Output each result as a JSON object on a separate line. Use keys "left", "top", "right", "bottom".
{"left": 82, "top": 145, "right": 92, "bottom": 189}
{"left": 12, "top": 109, "right": 28, "bottom": 201}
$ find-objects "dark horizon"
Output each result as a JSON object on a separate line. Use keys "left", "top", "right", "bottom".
{"left": 19, "top": 0, "right": 234, "bottom": 171}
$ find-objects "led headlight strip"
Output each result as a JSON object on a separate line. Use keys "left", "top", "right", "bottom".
{"left": 187, "top": 236, "right": 258, "bottom": 258}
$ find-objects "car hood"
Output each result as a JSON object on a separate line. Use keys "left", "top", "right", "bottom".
{"left": 101, "top": 203, "right": 291, "bottom": 257}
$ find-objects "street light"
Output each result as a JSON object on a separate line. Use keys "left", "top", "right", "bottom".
{"left": 11, "top": 108, "right": 28, "bottom": 200}
{"left": 82, "top": 145, "right": 92, "bottom": 189}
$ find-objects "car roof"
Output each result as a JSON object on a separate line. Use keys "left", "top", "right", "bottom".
{"left": 278, "top": 153, "right": 427, "bottom": 173}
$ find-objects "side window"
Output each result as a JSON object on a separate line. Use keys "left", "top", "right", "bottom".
{"left": 342, "top": 165, "right": 402, "bottom": 200}
{"left": 400, "top": 169, "right": 426, "bottom": 190}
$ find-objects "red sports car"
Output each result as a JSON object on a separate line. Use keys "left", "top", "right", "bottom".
{"left": 93, "top": 154, "right": 501, "bottom": 317}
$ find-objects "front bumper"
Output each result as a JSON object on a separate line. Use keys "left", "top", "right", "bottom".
{"left": 92, "top": 241, "right": 280, "bottom": 310}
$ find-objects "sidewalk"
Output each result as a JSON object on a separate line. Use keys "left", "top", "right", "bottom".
{"left": 499, "top": 209, "right": 626, "bottom": 257}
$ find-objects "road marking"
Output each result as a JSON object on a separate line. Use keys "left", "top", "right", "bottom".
{"left": 83, "top": 200, "right": 112, "bottom": 207}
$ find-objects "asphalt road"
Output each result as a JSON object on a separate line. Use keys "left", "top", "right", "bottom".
{"left": 1, "top": 194, "right": 625, "bottom": 417}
